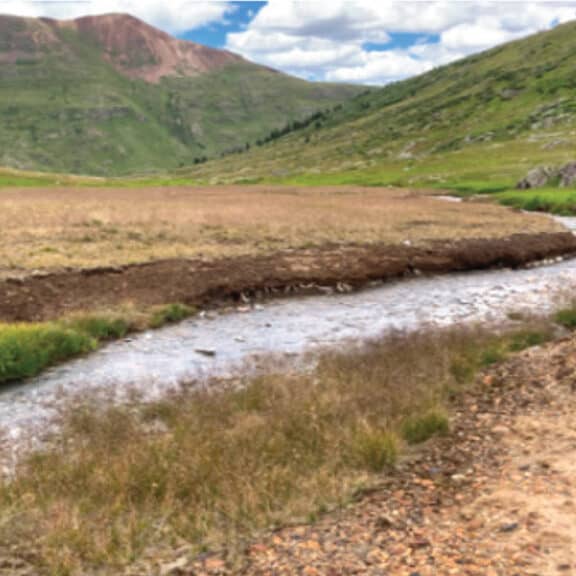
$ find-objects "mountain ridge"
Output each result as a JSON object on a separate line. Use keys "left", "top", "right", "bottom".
{"left": 184, "top": 19, "right": 576, "bottom": 189}
{"left": 0, "top": 13, "right": 365, "bottom": 175}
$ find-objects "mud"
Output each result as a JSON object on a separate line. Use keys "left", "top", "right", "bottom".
{"left": 1, "top": 231, "right": 576, "bottom": 322}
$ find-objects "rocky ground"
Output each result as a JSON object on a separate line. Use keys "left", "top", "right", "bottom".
{"left": 181, "top": 335, "right": 576, "bottom": 576}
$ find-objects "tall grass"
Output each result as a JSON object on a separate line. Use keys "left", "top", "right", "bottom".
{"left": 0, "top": 323, "right": 554, "bottom": 574}
{"left": 0, "top": 304, "right": 196, "bottom": 385}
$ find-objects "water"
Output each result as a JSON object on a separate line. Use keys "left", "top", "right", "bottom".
{"left": 1, "top": 216, "right": 576, "bottom": 444}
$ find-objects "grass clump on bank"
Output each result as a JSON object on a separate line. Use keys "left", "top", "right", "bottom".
{"left": 554, "top": 304, "right": 576, "bottom": 330}
{"left": 0, "top": 324, "right": 95, "bottom": 383}
{"left": 0, "top": 322, "right": 555, "bottom": 573}
{"left": 0, "top": 304, "right": 196, "bottom": 385}
{"left": 497, "top": 188, "right": 576, "bottom": 215}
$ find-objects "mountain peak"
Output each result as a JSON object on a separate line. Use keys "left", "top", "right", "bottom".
{"left": 55, "top": 12, "right": 244, "bottom": 83}
{"left": 0, "top": 11, "right": 243, "bottom": 83}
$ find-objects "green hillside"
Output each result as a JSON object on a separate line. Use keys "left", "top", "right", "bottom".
{"left": 0, "top": 15, "right": 363, "bottom": 176}
{"left": 187, "top": 20, "right": 576, "bottom": 190}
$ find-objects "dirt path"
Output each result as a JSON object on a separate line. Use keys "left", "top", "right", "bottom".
{"left": 183, "top": 337, "right": 576, "bottom": 576}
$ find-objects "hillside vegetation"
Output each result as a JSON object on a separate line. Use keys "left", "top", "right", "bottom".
{"left": 0, "top": 14, "right": 363, "bottom": 176}
{"left": 187, "top": 20, "right": 576, "bottom": 190}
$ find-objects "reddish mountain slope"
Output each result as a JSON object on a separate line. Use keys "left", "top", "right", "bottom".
{"left": 52, "top": 13, "right": 244, "bottom": 83}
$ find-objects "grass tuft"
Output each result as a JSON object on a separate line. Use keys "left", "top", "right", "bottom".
{"left": 349, "top": 426, "right": 399, "bottom": 472}
{"left": 554, "top": 306, "right": 576, "bottom": 330}
{"left": 62, "top": 315, "right": 132, "bottom": 341}
{"left": 149, "top": 303, "right": 195, "bottom": 329}
{"left": 401, "top": 409, "right": 450, "bottom": 445}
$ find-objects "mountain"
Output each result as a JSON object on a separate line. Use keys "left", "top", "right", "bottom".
{"left": 187, "top": 20, "right": 576, "bottom": 190}
{"left": 0, "top": 13, "right": 364, "bottom": 175}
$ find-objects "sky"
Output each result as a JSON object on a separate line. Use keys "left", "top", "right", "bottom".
{"left": 2, "top": 1, "right": 576, "bottom": 85}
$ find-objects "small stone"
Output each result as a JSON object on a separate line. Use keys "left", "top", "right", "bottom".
{"left": 499, "top": 522, "right": 520, "bottom": 533}
{"left": 195, "top": 348, "right": 216, "bottom": 357}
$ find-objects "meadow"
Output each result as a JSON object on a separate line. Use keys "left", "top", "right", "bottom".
{"left": 0, "top": 185, "right": 562, "bottom": 273}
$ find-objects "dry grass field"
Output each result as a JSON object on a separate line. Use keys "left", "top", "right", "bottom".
{"left": 0, "top": 185, "right": 563, "bottom": 274}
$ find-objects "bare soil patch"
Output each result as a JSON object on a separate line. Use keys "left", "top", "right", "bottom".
{"left": 1, "top": 231, "right": 575, "bottom": 322}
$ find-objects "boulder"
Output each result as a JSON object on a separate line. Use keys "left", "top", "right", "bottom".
{"left": 559, "top": 162, "right": 576, "bottom": 187}
{"left": 516, "top": 166, "right": 557, "bottom": 189}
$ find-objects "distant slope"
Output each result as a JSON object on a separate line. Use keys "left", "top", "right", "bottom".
{"left": 0, "top": 13, "right": 364, "bottom": 176}
{"left": 187, "top": 20, "right": 576, "bottom": 189}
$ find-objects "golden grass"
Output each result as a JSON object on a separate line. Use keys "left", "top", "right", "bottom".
{"left": 0, "top": 321, "right": 557, "bottom": 574}
{"left": 0, "top": 185, "right": 561, "bottom": 273}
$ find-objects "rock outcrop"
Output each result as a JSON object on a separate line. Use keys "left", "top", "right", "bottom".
{"left": 517, "top": 161, "right": 576, "bottom": 189}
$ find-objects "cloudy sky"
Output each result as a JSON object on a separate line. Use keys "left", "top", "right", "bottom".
{"left": 2, "top": 1, "right": 576, "bottom": 84}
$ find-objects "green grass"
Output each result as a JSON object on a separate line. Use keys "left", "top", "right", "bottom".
{"left": 497, "top": 188, "right": 576, "bottom": 215}
{"left": 0, "top": 304, "right": 197, "bottom": 385}
{"left": 178, "top": 20, "right": 576, "bottom": 189}
{"left": 149, "top": 303, "right": 195, "bottom": 329}
{"left": 0, "top": 15, "right": 364, "bottom": 177}
{"left": 554, "top": 304, "right": 576, "bottom": 329}
{"left": 0, "top": 324, "right": 96, "bottom": 383}
{"left": 401, "top": 409, "right": 450, "bottom": 445}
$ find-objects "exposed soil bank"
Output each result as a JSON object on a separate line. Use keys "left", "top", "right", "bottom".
{"left": 2, "top": 232, "right": 576, "bottom": 322}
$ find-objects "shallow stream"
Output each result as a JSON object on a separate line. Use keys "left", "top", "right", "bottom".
{"left": 1, "top": 215, "right": 576, "bottom": 445}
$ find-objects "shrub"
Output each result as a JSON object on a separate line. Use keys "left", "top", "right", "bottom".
{"left": 508, "top": 329, "right": 552, "bottom": 352}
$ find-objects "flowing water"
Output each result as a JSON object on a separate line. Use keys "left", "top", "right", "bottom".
{"left": 1, "top": 215, "right": 576, "bottom": 446}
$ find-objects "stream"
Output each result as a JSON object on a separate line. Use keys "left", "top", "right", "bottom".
{"left": 1, "top": 215, "right": 576, "bottom": 448}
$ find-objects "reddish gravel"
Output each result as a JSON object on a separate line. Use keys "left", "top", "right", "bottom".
{"left": 180, "top": 336, "right": 576, "bottom": 576}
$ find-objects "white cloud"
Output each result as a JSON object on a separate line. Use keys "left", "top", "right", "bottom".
{"left": 226, "top": 0, "right": 576, "bottom": 85}
{"left": 0, "top": 1, "right": 233, "bottom": 34}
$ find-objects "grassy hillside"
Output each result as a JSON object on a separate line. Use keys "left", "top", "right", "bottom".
{"left": 186, "top": 20, "right": 576, "bottom": 190}
{"left": 0, "top": 15, "right": 363, "bottom": 176}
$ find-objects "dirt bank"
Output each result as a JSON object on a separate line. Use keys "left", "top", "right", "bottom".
{"left": 1, "top": 231, "right": 576, "bottom": 323}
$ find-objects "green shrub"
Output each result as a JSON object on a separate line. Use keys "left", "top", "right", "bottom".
{"left": 480, "top": 346, "right": 507, "bottom": 367}
{"left": 401, "top": 410, "right": 450, "bottom": 445}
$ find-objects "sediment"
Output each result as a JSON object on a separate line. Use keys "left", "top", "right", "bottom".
{"left": 1, "top": 231, "right": 576, "bottom": 322}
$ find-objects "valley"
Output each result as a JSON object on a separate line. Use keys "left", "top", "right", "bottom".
{"left": 1, "top": 8, "right": 576, "bottom": 575}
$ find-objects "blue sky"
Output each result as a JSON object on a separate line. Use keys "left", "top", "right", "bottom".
{"left": 3, "top": 1, "right": 576, "bottom": 84}
{"left": 180, "top": 2, "right": 266, "bottom": 47}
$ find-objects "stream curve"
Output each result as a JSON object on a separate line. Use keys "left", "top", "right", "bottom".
{"left": 1, "top": 216, "right": 576, "bottom": 446}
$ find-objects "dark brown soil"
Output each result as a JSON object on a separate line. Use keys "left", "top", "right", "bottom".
{"left": 1, "top": 231, "right": 575, "bottom": 322}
